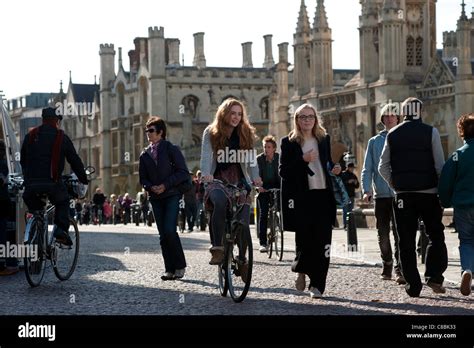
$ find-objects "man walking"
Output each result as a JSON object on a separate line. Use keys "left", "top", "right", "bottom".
{"left": 379, "top": 97, "right": 447, "bottom": 297}
{"left": 361, "top": 104, "right": 404, "bottom": 284}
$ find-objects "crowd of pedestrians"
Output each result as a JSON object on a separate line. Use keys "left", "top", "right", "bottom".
{"left": 1, "top": 99, "right": 472, "bottom": 299}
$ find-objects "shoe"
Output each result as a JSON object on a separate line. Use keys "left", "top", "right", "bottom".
{"left": 238, "top": 261, "right": 249, "bottom": 282}
{"left": 396, "top": 275, "right": 407, "bottom": 285}
{"left": 0, "top": 266, "right": 19, "bottom": 276}
{"left": 209, "top": 246, "right": 224, "bottom": 265}
{"left": 53, "top": 227, "right": 73, "bottom": 246}
{"left": 426, "top": 280, "right": 446, "bottom": 294}
{"left": 295, "top": 273, "right": 306, "bottom": 291}
{"left": 161, "top": 272, "right": 176, "bottom": 281}
{"left": 309, "top": 286, "right": 322, "bottom": 298}
{"left": 460, "top": 270, "right": 472, "bottom": 296}
{"left": 174, "top": 268, "right": 185, "bottom": 279}
{"left": 259, "top": 245, "right": 268, "bottom": 253}
{"left": 380, "top": 274, "right": 392, "bottom": 280}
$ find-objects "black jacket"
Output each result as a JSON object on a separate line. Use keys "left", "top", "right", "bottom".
{"left": 279, "top": 135, "right": 337, "bottom": 230}
{"left": 257, "top": 153, "right": 280, "bottom": 190}
{"left": 20, "top": 124, "right": 88, "bottom": 185}
{"left": 139, "top": 140, "right": 189, "bottom": 200}
{"left": 387, "top": 120, "right": 438, "bottom": 191}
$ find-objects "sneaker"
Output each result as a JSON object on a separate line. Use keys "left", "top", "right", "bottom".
{"left": 460, "top": 270, "right": 472, "bottom": 296}
{"left": 161, "top": 272, "right": 176, "bottom": 281}
{"left": 53, "top": 227, "right": 73, "bottom": 246}
{"left": 426, "top": 280, "right": 446, "bottom": 294}
{"left": 259, "top": 245, "right": 268, "bottom": 253}
{"left": 209, "top": 246, "right": 224, "bottom": 265}
{"left": 174, "top": 268, "right": 185, "bottom": 279}
{"left": 395, "top": 275, "right": 407, "bottom": 285}
{"left": 380, "top": 273, "right": 392, "bottom": 280}
{"left": 295, "top": 273, "right": 306, "bottom": 291}
{"left": 309, "top": 286, "right": 322, "bottom": 298}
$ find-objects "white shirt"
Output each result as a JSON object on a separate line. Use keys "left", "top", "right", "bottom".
{"left": 301, "top": 137, "right": 327, "bottom": 190}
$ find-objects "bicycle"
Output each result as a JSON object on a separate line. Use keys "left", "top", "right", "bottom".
{"left": 206, "top": 179, "right": 253, "bottom": 303}
{"left": 17, "top": 168, "right": 93, "bottom": 287}
{"left": 262, "top": 188, "right": 284, "bottom": 261}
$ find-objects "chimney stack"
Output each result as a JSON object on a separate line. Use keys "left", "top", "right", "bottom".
{"left": 263, "top": 35, "right": 275, "bottom": 68}
{"left": 242, "top": 42, "right": 253, "bottom": 68}
{"left": 278, "top": 42, "right": 289, "bottom": 64}
{"left": 168, "top": 39, "right": 180, "bottom": 66}
{"left": 193, "top": 32, "right": 206, "bottom": 68}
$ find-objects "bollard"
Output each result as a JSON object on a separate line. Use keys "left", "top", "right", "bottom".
{"left": 346, "top": 211, "right": 358, "bottom": 251}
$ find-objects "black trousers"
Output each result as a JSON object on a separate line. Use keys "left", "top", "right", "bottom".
{"left": 257, "top": 192, "right": 270, "bottom": 246}
{"left": 393, "top": 193, "right": 448, "bottom": 296}
{"left": 23, "top": 182, "right": 70, "bottom": 232}
{"left": 292, "top": 189, "right": 334, "bottom": 294}
{"left": 375, "top": 197, "right": 401, "bottom": 276}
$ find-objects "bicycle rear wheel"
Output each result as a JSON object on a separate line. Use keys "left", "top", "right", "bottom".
{"left": 24, "top": 218, "right": 47, "bottom": 287}
{"left": 52, "top": 218, "right": 80, "bottom": 280}
{"left": 274, "top": 212, "right": 284, "bottom": 261}
{"left": 227, "top": 223, "right": 253, "bottom": 303}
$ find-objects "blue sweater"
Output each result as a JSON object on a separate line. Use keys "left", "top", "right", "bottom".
{"left": 439, "top": 138, "right": 474, "bottom": 208}
{"left": 361, "top": 130, "right": 395, "bottom": 199}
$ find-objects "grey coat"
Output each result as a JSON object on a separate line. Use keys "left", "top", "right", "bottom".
{"left": 200, "top": 125, "right": 259, "bottom": 184}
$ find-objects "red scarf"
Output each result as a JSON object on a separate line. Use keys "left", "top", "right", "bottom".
{"left": 27, "top": 119, "right": 64, "bottom": 182}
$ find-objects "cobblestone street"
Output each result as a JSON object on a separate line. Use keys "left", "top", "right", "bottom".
{"left": 1, "top": 223, "right": 473, "bottom": 316}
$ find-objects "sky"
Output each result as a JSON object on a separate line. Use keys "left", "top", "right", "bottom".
{"left": 0, "top": 0, "right": 470, "bottom": 100}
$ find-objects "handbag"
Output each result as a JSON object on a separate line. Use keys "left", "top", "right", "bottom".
{"left": 167, "top": 143, "right": 193, "bottom": 194}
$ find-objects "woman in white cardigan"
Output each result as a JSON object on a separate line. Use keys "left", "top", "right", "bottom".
{"left": 200, "top": 98, "right": 262, "bottom": 265}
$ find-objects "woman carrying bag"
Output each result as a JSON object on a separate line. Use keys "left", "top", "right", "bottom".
{"left": 139, "top": 116, "right": 189, "bottom": 281}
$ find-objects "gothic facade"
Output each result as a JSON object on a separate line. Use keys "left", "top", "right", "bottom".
{"left": 288, "top": 0, "right": 474, "bottom": 175}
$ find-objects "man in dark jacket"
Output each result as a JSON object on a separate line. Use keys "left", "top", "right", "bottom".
{"left": 21, "top": 107, "right": 88, "bottom": 245}
{"left": 379, "top": 97, "right": 447, "bottom": 297}
{"left": 256, "top": 135, "right": 280, "bottom": 252}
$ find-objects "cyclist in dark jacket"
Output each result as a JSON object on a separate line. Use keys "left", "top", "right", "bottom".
{"left": 20, "top": 107, "right": 88, "bottom": 245}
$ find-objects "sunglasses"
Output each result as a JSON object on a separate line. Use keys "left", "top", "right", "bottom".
{"left": 298, "top": 115, "right": 316, "bottom": 121}
{"left": 145, "top": 128, "right": 157, "bottom": 133}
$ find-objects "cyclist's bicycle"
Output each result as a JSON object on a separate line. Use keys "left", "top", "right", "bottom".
{"left": 18, "top": 169, "right": 93, "bottom": 287}
{"left": 206, "top": 179, "right": 253, "bottom": 303}
{"left": 262, "top": 188, "right": 284, "bottom": 261}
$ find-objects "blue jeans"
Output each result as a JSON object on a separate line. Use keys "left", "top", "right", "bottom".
{"left": 150, "top": 195, "right": 187, "bottom": 273}
{"left": 454, "top": 206, "right": 474, "bottom": 273}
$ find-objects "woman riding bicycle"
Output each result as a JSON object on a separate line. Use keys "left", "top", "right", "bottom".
{"left": 200, "top": 98, "right": 262, "bottom": 265}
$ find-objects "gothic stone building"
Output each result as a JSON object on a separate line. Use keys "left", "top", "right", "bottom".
{"left": 289, "top": 0, "right": 474, "bottom": 174}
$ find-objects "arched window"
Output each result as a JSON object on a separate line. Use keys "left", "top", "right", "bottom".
{"left": 181, "top": 95, "right": 199, "bottom": 119}
{"left": 260, "top": 97, "right": 269, "bottom": 120}
{"left": 415, "top": 37, "right": 423, "bottom": 66}
{"left": 407, "top": 36, "right": 415, "bottom": 66}
{"left": 117, "top": 83, "right": 125, "bottom": 116}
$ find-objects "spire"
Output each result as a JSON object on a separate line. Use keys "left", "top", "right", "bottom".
{"left": 59, "top": 80, "right": 63, "bottom": 94}
{"left": 460, "top": 0, "right": 468, "bottom": 20}
{"left": 296, "top": 0, "right": 310, "bottom": 34}
{"left": 314, "top": 0, "right": 329, "bottom": 29}
{"left": 69, "top": 70, "right": 72, "bottom": 83}
{"left": 118, "top": 47, "right": 123, "bottom": 69}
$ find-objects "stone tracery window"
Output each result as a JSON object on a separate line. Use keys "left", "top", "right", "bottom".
{"left": 415, "top": 37, "right": 423, "bottom": 66}
{"left": 407, "top": 36, "right": 415, "bottom": 66}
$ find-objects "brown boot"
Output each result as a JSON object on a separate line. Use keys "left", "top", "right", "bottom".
{"left": 209, "top": 246, "right": 224, "bottom": 265}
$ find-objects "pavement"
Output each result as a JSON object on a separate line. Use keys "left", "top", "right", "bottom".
{"left": 0, "top": 222, "right": 472, "bottom": 316}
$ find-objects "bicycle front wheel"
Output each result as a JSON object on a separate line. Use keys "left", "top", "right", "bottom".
{"left": 24, "top": 219, "right": 47, "bottom": 287}
{"left": 227, "top": 224, "right": 253, "bottom": 303}
{"left": 52, "top": 218, "right": 80, "bottom": 281}
{"left": 267, "top": 211, "right": 275, "bottom": 259}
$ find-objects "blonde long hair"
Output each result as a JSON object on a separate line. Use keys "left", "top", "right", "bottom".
{"left": 209, "top": 98, "right": 257, "bottom": 151}
{"left": 288, "top": 103, "right": 327, "bottom": 144}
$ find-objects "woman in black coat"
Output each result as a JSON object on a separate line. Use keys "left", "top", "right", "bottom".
{"left": 139, "top": 117, "right": 189, "bottom": 281}
{"left": 279, "top": 103, "right": 337, "bottom": 298}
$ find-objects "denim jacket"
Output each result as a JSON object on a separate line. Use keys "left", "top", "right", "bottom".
{"left": 361, "top": 130, "right": 395, "bottom": 199}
